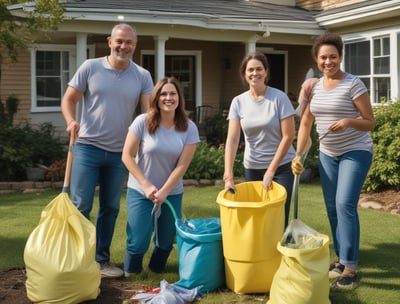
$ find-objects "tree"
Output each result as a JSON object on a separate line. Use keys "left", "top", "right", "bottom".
{"left": 0, "top": 0, "right": 64, "bottom": 62}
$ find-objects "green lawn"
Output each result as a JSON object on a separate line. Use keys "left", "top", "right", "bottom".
{"left": 1, "top": 183, "right": 399, "bottom": 303}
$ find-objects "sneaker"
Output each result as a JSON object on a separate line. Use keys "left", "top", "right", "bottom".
{"left": 99, "top": 262, "right": 124, "bottom": 278}
{"left": 336, "top": 273, "right": 359, "bottom": 289}
{"left": 329, "top": 262, "right": 345, "bottom": 279}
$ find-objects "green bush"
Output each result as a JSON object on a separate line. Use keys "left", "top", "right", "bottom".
{"left": 0, "top": 122, "right": 66, "bottom": 181}
{"left": 185, "top": 141, "right": 243, "bottom": 180}
{"left": 203, "top": 112, "right": 229, "bottom": 147}
{"left": 364, "top": 100, "right": 400, "bottom": 192}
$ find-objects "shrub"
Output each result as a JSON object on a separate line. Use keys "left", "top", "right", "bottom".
{"left": 363, "top": 100, "right": 400, "bottom": 192}
{"left": 185, "top": 142, "right": 243, "bottom": 180}
{"left": 0, "top": 120, "right": 66, "bottom": 181}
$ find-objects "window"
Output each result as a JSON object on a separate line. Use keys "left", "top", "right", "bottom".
{"left": 344, "top": 36, "right": 391, "bottom": 103}
{"left": 142, "top": 54, "right": 196, "bottom": 111}
{"left": 32, "top": 47, "right": 75, "bottom": 112}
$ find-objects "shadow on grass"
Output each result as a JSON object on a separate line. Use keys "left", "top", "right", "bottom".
{"left": 360, "top": 242, "right": 400, "bottom": 289}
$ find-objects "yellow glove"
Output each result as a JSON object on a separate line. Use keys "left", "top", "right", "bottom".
{"left": 291, "top": 156, "right": 304, "bottom": 176}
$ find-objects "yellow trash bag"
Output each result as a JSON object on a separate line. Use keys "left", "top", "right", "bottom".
{"left": 267, "top": 219, "right": 330, "bottom": 304}
{"left": 24, "top": 192, "right": 101, "bottom": 304}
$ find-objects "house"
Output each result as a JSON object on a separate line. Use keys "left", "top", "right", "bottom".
{"left": 2, "top": 0, "right": 400, "bottom": 137}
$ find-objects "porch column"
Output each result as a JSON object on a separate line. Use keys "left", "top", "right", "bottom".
{"left": 76, "top": 33, "right": 88, "bottom": 69}
{"left": 245, "top": 34, "right": 261, "bottom": 54}
{"left": 154, "top": 35, "right": 168, "bottom": 81}
{"left": 75, "top": 33, "right": 88, "bottom": 122}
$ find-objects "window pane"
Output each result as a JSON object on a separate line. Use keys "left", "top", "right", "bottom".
{"left": 382, "top": 37, "right": 390, "bottom": 55}
{"left": 36, "top": 50, "right": 69, "bottom": 108}
{"left": 37, "top": 77, "right": 61, "bottom": 107}
{"left": 36, "top": 51, "right": 60, "bottom": 76}
{"left": 373, "top": 39, "right": 381, "bottom": 56}
{"left": 374, "top": 77, "right": 390, "bottom": 103}
{"left": 345, "top": 41, "right": 370, "bottom": 75}
{"left": 374, "top": 57, "right": 390, "bottom": 74}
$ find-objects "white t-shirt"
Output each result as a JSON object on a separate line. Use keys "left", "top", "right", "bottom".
{"left": 228, "top": 86, "right": 296, "bottom": 169}
{"left": 127, "top": 113, "right": 200, "bottom": 195}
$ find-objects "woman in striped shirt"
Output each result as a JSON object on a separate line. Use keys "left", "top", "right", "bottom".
{"left": 292, "top": 33, "right": 375, "bottom": 290}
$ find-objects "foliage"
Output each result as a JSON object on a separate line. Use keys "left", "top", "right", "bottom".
{"left": 0, "top": 121, "right": 66, "bottom": 181}
{"left": 184, "top": 141, "right": 243, "bottom": 180}
{"left": 203, "top": 112, "right": 229, "bottom": 147}
{"left": 0, "top": 94, "right": 19, "bottom": 126}
{"left": 364, "top": 100, "right": 400, "bottom": 192}
{"left": 0, "top": 0, "right": 65, "bottom": 62}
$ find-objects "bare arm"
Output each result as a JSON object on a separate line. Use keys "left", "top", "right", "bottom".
{"left": 122, "top": 131, "right": 158, "bottom": 200}
{"left": 266, "top": 115, "right": 295, "bottom": 175}
{"left": 139, "top": 93, "right": 150, "bottom": 113}
{"left": 292, "top": 103, "right": 314, "bottom": 175}
{"left": 223, "top": 119, "right": 240, "bottom": 190}
{"left": 61, "top": 86, "right": 82, "bottom": 141}
{"left": 155, "top": 143, "right": 197, "bottom": 204}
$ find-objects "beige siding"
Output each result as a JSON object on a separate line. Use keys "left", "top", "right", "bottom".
{"left": 0, "top": 50, "right": 31, "bottom": 126}
{"left": 297, "top": 0, "right": 367, "bottom": 10}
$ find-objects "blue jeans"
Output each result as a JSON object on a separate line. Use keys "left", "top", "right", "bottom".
{"left": 319, "top": 150, "right": 372, "bottom": 270}
{"left": 244, "top": 161, "right": 294, "bottom": 227}
{"left": 70, "top": 143, "right": 127, "bottom": 263}
{"left": 124, "top": 188, "right": 182, "bottom": 273}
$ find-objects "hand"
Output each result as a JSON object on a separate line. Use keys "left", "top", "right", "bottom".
{"left": 291, "top": 156, "right": 304, "bottom": 176}
{"left": 66, "top": 120, "right": 79, "bottom": 141}
{"left": 263, "top": 173, "right": 274, "bottom": 190}
{"left": 224, "top": 179, "right": 235, "bottom": 194}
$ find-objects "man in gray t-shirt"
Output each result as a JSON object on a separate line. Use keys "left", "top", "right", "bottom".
{"left": 61, "top": 23, "right": 153, "bottom": 278}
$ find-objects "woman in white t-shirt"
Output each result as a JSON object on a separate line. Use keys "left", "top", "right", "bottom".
{"left": 223, "top": 51, "right": 296, "bottom": 228}
{"left": 122, "top": 77, "right": 200, "bottom": 276}
{"left": 292, "top": 33, "right": 375, "bottom": 289}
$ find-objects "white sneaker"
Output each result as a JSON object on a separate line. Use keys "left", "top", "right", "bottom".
{"left": 99, "top": 262, "right": 124, "bottom": 278}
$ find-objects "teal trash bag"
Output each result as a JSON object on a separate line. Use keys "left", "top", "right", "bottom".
{"left": 174, "top": 217, "right": 225, "bottom": 295}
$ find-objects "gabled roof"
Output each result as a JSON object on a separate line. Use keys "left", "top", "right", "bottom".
{"left": 62, "top": 0, "right": 317, "bottom": 21}
{"left": 315, "top": 0, "right": 400, "bottom": 28}
{"left": 10, "top": 0, "right": 322, "bottom": 35}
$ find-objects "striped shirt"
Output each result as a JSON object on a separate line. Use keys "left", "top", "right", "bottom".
{"left": 310, "top": 73, "right": 373, "bottom": 157}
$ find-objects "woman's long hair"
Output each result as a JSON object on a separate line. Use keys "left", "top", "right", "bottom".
{"left": 147, "top": 77, "right": 188, "bottom": 134}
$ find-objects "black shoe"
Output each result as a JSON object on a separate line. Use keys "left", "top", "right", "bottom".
{"left": 329, "top": 262, "right": 345, "bottom": 279}
{"left": 336, "top": 273, "right": 359, "bottom": 289}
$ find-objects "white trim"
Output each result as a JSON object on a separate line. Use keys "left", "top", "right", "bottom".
{"left": 30, "top": 45, "right": 76, "bottom": 113}
{"left": 257, "top": 47, "right": 289, "bottom": 93}
{"left": 342, "top": 27, "right": 400, "bottom": 103}
{"left": 30, "top": 44, "right": 95, "bottom": 113}
{"left": 141, "top": 50, "right": 202, "bottom": 108}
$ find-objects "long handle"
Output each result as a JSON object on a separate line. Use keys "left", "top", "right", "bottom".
{"left": 293, "top": 136, "right": 312, "bottom": 219}
{"left": 164, "top": 199, "right": 178, "bottom": 221}
{"left": 62, "top": 135, "right": 75, "bottom": 193}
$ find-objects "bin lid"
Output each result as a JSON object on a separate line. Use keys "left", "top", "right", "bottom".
{"left": 216, "top": 181, "right": 286, "bottom": 208}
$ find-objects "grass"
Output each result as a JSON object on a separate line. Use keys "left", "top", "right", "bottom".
{"left": 1, "top": 183, "right": 399, "bottom": 303}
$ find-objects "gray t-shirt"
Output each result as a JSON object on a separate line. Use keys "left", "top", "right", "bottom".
{"left": 228, "top": 86, "right": 296, "bottom": 169}
{"left": 310, "top": 73, "right": 373, "bottom": 157}
{"left": 68, "top": 56, "right": 154, "bottom": 152}
{"left": 127, "top": 113, "right": 200, "bottom": 195}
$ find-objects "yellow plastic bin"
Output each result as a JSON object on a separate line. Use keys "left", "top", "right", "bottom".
{"left": 216, "top": 181, "right": 286, "bottom": 294}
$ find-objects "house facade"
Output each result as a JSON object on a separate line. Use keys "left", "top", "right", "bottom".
{"left": 2, "top": 0, "right": 400, "bottom": 136}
